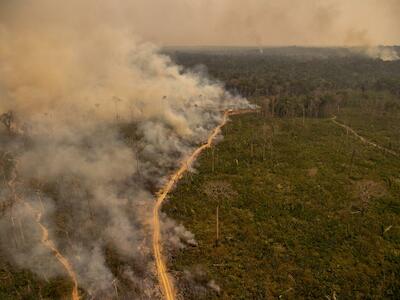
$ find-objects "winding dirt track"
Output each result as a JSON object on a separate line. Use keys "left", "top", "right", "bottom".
{"left": 331, "top": 116, "right": 399, "bottom": 158}
{"left": 153, "top": 109, "right": 257, "bottom": 300}
{"left": 8, "top": 170, "right": 79, "bottom": 300}
{"left": 34, "top": 210, "right": 80, "bottom": 300}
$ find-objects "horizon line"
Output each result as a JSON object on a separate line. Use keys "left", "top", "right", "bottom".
{"left": 162, "top": 44, "right": 400, "bottom": 49}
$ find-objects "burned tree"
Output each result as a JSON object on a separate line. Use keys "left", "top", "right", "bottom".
{"left": 0, "top": 111, "right": 14, "bottom": 134}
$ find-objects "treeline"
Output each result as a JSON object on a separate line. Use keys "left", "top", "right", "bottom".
{"left": 257, "top": 90, "right": 400, "bottom": 119}
{"left": 257, "top": 92, "right": 341, "bottom": 118}
{"left": 167, "top": 48, "right": 400, "bottom": 118}
{"left": 168, "top": 50, "right": 400, "bottom": 98}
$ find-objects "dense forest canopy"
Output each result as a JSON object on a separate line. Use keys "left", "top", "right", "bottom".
{"left": 166, "top": 47, "right": 400, "bottom": 118}
{"left": 166, "top": 47, "right": 400, "bottom": 95}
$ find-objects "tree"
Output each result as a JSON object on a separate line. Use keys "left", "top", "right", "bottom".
{"left": 0, "top": 111, "right": 15, "bottom": 134}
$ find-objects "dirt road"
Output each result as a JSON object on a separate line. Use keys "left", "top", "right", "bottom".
{"left": 8, "top": 168, "right": 80, "bottom": 300}
{"left": 331, "top": 116, "right": 399, "bottom": 158}
{"left": 153, "top": 109, "right": 257, "bottom": 300}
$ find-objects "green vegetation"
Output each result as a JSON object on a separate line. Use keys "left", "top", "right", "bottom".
{"left": 337, "top": 92, "right": 400, "bottom": 153}
{"left": 167, "top": 47, "right": 400, "bottom": 99}
{"left": 163, "top": 48, "right": 400, "bottom": 299}
{"left": 0, "top": 263, "right": 75, "bottom": 300}
{"left": 165, "top": 111, "right": 400, "bottom": 299}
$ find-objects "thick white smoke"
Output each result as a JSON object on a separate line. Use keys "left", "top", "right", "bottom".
{"left": 0, "top": 0, "right": 248, "bottom": 298}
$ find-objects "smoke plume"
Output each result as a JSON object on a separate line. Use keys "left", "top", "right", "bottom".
{"left": 0, "top": 0, "right": 247, "bottom": 298}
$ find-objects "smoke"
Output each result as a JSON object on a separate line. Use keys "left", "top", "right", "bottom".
{"left": 178, "top": 267, "right": 222, "bottom": 298}
{"left": 0, "top": 0, "right": 247, "bottom": 298}
{"left": 363, "top": 46, "right": 400, "bottom": 61}
{"left": 117, "top": 0, "right": 400, "bottom": 48}
{"left": 162, "top": 216, "right": 198, "bottom": 250}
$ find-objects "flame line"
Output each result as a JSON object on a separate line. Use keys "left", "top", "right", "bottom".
{"left": 153, "top": 109, "right": 257, "bottom": 300}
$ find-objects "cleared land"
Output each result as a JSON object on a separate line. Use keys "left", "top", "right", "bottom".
{"left": 164, "top": 112, "right": 400, "bottom": 299}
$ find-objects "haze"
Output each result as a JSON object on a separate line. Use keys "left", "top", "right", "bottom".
{"left": 1, "top": 0, "right": 399, "bottom": 47}
{"left": 129, "top": 0, "right": 400, "bottom": 46}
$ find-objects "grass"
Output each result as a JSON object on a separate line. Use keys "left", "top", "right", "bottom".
{"left": 164, "top": 112, "right": 400, "bottom": 299}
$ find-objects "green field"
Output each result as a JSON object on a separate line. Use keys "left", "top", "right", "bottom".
{"left": 164, "top": 112, "right": 400, "bottom": 299}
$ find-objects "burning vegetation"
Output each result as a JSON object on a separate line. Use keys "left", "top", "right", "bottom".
{"left": 0, "top": 1, "right": 248, "bottom": 299}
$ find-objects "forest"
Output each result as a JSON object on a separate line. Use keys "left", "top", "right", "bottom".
{"left": 163, "top": 47, "right": 400, "bottom": 299}
{"left": 167, "top": 47, "right": 400, "bottom": 118}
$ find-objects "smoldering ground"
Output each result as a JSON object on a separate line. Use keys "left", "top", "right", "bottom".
{"left": 0, "top": 0, "right": 248, "bottom": 298}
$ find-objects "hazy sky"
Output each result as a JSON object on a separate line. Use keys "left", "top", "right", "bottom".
{"left": 0, "top": 0, "right": 399, "bottom": 46}
{"left": 128, "top": 0, "right": 400, "bottom": 46}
